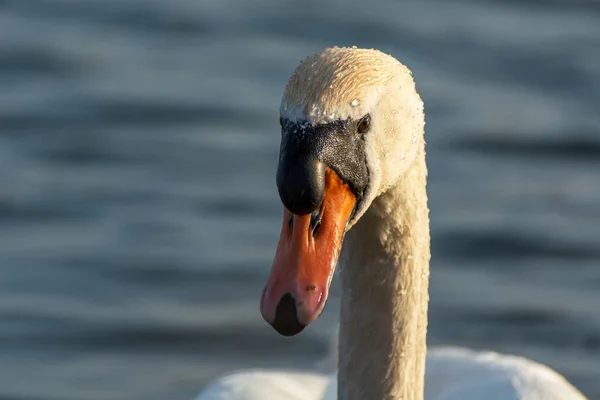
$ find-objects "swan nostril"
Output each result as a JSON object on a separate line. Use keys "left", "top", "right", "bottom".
{"left": 288, "top": 214, "right": 293, "bottom": 231}
{"left": 310, "top": 208, "right": 322, "bottom": 237}
{"left": 312, "top": 219, "right": 321, "bottom": 237}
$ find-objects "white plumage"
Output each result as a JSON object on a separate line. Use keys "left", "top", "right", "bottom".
{"left": 198, "top": 347, "right": 585, "bottom": 400}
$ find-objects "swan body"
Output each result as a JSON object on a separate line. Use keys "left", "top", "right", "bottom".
{"left": 196, "top": 47, "right": 587, "bottom": 400}
{"left": 197, "top": 347, "right": 584, "bottom": 400}
{"left": 197, "top": 370, "right": 330, "bottom": 400}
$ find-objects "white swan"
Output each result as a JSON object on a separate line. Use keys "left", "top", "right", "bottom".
{"left": 196, "top": 47, "right": 588, "bottom": 400}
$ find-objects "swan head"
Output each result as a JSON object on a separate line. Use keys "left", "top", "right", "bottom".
{"left": 260, "top": 47, "right": 425, "bottom": 336}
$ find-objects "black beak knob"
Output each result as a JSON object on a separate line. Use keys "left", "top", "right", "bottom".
{"left": 276, "top": 158, "right": 325, "bottom": 215}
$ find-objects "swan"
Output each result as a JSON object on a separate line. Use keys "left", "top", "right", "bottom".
{"left": 196, "top": 47, "right": 588, "bottom": 400}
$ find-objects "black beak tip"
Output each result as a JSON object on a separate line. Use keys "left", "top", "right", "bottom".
{"left": 270, "top": 293, "right": 306, "bottom": 337}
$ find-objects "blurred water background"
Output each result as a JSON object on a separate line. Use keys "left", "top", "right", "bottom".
{"left": 1, "top": 0, "right": 599, "bottom": 399}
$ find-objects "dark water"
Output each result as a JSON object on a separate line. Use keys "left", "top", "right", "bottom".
{"left": 1, "top": 0, "right": 599, "bottom": 399}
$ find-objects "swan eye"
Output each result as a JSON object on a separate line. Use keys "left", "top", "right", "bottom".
{"left": 357, "top": 114, "right": 371, "bottom": 134}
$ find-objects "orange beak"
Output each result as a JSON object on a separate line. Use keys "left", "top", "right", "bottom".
{"left": 260, "top": 168, "right": 356, "bottom": 336}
